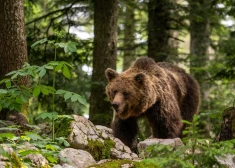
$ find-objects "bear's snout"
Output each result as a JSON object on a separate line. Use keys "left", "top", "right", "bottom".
{"left": 112, "top": 103, "right": 120, "bottom": 112}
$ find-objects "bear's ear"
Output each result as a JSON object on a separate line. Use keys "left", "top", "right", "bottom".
{"left": 134, "top": 73, "right": 145, "bottom": 84}
{"left": 105, "top": 68, "right": 118, "bottom": 82}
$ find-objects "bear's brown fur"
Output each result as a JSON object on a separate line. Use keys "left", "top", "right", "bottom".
{"left": 105, "top": 57, "right": 200, "bottom": 148}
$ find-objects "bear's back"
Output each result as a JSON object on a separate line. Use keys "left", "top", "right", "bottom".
{"left": 157, "top": 62, "right": 185, "bottom": 74}
{"left": 132, "top": 57, "right": 185, "bottom": 75}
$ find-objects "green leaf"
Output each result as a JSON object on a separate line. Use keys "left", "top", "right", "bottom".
{"left": 16, "top": 97, "right": 24, "bottom": 104}
{"left": 63, "top": 62, "right": 73, "bottom": 68}
{"left": 55, "top": 89, "right": 66, "bottom": 95}
{"left": 24, "top": 124, "right": 40, "bottom": 130}
{"left": 54, "top": 62, "right": 64, "bottom": 71}
{"left": 11, "top": 73, "right": 18, "bottom": 79}
{"left": 14, "top": 104, "right": 22, "bottom": 112}
{"left": 76, "top": 95, "right": 87, "bottom": 105}
{"left": 25, "top": 132, "right": 42, "bottom": 141}
{"left": 48, "top": 61, "right": 59, "bottom": 66}
{"left": 45, "top": 65, "right": 54, "bottom": 70}
{"left": 35, "top": 112, "right": 58, "bottom": 121}
{"left": 45, "top": 144, "right": 59, "bottom": 151}
{"left": 0, "top": 104, "right": 2, "bottom": 111}
{"left": 66, "top": 42, "right": 77, "bottom": 53}
{"left": 20, "top": 94, "right": 28, "bottom": 103}
{"left": 5, "top": 80, "right": 11, "bottom": 88}
{"left": 19, "top": 150, "right": 39, "bottom": 157}
{"left": 46, "top": 154, "right": 58, "bottom": 163}
{"left": 64, "top": 92, "right": 72, "bottom": 100}
{"left": 71, "top": 94, "right": 77, "bottom": 102}
{"left": 0, "top": 89, "right": 7, "bottom": 94}
{"left": 39, "top": 68, "right": 46, "bottom": 78}
{"left": 0, "top": 79, "right": 7, "bottom": 85}
{"left": 0, "top": 133, "right": 15, "bottom": 139}
{"left": 31, "top": 38, "right": 48, "bottom": 47}
{"left": 33, "top": 86, "right": 41, "bottom": 97}
{"left": 57, "top": 43, "right": 66, "bottom": 48}
{"left": 41, "top": 88, "right": 49, "bottom": 95}
{"left": 62, "top": 65, "right": 71, "bottom": 79}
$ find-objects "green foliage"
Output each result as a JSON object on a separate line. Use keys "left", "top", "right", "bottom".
{"left": 85, "top": 139, "right": 115, "bottom": 161}
{"left": 138, "top": 115, "right": 235, "bottom": 168}
{"left": 89, "top": 159, "right": 135, "bottom": 168}
{"left": 0, "top": 37, "right": 87, "bottom": 166}
{"left": 54, "top": 116, "right": 73, "bottom": 138}
{"left": 134, "top": 159, "right": 160, "bottom": 168}
{"left": 0, "top": 122, "right": 69, "bottom": 167}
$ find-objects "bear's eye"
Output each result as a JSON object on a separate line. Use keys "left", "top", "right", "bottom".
{"left": 123, "top": 91, "right": 129, "bottom": 97}
{"left": 113, "top": 90, "right": 118, "bottom": 95}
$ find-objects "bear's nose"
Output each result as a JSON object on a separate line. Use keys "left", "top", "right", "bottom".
{"left": 112, "top": 103, "right": 119, "bottom": 111}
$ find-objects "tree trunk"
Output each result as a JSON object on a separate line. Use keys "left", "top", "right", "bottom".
{"left": 0, "top": 0, "right": 28, "bottom": 120}
{"left": 89, "top": 0, "right": 118, "bottom": 126}
{"left": 123, "top": 0, "right": 136, "bottom": 71}
{"left": 216, "top": 107, "right": 235, "bottom": 141}
{"left": 189, "top": 0, "right": 211, "bottom": 110}
{"left": 147, "top": 0, "right": 171, "bottom": 62}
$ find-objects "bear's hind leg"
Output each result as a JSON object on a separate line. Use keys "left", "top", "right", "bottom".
{"left": 111, "top": 115, "right": 138, "bottom": 148}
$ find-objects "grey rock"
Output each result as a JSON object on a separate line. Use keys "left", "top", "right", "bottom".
{"left": 53, "top": 163, "right": 75, "bottom": 168}
{"left": 60, "top": 148, "right": 96, "bottom": 168}
{"left": 216, "top": 154, "right": 235, "bottom": 168}
{"left": 138, "top": 138, "right": 184, "bottom": 158}
{"left": 66, "top": 115, "right": 138, "bottom": 160}
{"left": 23, "top": 153, "right": 48, "bottom": 167}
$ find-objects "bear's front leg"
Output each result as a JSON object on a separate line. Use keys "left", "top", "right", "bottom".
{"left": 111, "top": 115, "right": 138, "bottom": 148}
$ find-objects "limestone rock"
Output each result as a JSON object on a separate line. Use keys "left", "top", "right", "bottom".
{"left": 53, "top": 163, "right": 75, "bottom": 168}
{"left": 23, "top": 153, "right": 48, "bottom": 167}
{"left": 65, "top": 115, "right": 138, "bottom": 160}
{"left": 138, "top": 138, "right": 184, "bottom": 158}
{"left": 60, "top": 148, "right": 96, "bottom": 168}
{"left": 68, "top": 115, "right": 102, "bottom": 149}
{"left": 216, "top": 155, "right": 235, "bottom": 168}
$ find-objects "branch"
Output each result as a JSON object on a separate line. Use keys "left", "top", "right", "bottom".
{"left": 26, "top": 1, "right": 78, "bottom": 25}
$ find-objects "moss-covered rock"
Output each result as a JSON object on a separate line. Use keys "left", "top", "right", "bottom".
{"left": 217, "top": 107, "right": 235, "bottom": 141}
{"left": 89, "top": 159, "right": 161, "bottom": 168}
{"left": 85, "top": 138, "right": 115, "bottom": 161}
{"left": 89, "top": 159, "right": 135, "bottom": 168}
{"left": 54, "top": 116, "right": 73, "bottom": 138}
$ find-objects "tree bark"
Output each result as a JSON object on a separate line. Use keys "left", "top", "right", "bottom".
{"left": 147, "top": 0, "right": 171, "bottom": 62}
{"left": 89, "top": 0, "right": 118, "bottom": 126}
{"left": 216, "top": 107, "right": 235, "bottom": 141}
{"left": 0, "top": 0, "right": 28, "bottom": 120}
{"left": 123, "top": 0, "right": 136, "bottom": 71}
{"left": 189, "top": 0, "right": 211, "bottom": 109}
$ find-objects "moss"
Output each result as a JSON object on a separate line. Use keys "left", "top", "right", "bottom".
{"left": 89, "top": 159, "right": 135, "bottom": 168}
{"left": 85, "top": 139, "right": 115, "bottom": 161}
{"left": 54, "top": 116, "right": 73, "bottom": 138}
{"left": 9, "top": 152, "right": 25, "bottom": 168}
{"left": 89, "top": 159, "right": 160, "bottom": 168}
{"left": 133, "top": 159, "right": 160, "bottom": 168}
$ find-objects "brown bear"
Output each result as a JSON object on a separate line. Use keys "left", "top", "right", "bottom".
{"left": 105, "top": 57, "right": 200, "bottom": 148}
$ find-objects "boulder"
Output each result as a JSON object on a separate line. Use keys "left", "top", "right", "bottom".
{"left": 138, "top": 138, "right": 184, "bottom": 158}
{"left": 59, "top": 148, "right": 96, "bottom": 168}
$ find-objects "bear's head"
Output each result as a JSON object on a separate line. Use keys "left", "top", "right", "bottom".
{"left": 105, "top": 68, "right": 157, "bottom": 119}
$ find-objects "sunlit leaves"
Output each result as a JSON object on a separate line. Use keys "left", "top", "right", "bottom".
{"left": 31, "top": 38, "right": 78, "bottom": 54}
{"left": 33, "top": 86, "right": 41, "bottom": 97}
{"left": 57, "top": 42, "right": 78, "bottom": 53}
{"left": 31, "top": 38, "right": 48, "bottom": 47}
{"left": 56, "top": 90, "right": 87, "bottom": 105}
{"left": 35, "top": 112, "right": 58, "bottom": 121}
{"left": 25, "top": 132, "right": 43, "bottom": 141}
